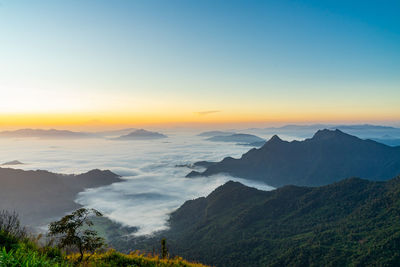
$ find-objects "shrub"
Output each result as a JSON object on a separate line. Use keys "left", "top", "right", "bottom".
{"left": 0, "top": 210, "right": 26, "bottom": 240}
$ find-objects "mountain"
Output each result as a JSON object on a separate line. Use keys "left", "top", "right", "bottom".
{"left": 334, "top": 125, "right": 400, "bottom": 140}
{"left": 258, "top": 124, "right": 400, "bottom": 140}
{"left": 193, "top": 161, "right": 217, "bottom": 168}
{"left": 238, "top": 140, "right": 266, "bottom": 147}
{"left": 197, "top": 131, "right": 236, "bottom": 137}
{"left": 95, "top": 128, "right": 137, "bottom": 137}
{"left": 1, "top": 160, "right": 24, "bottom": 166}
{"left": 127, "top": 177, "right": 400, "bottom": 266}
{"left": 114, "top": 129, "right": 167, "bottom": 140}
{"left": 206, "top": 133, "right": 265, "bottom": 144}
{"left": 187, "top": 129, "right": 400, "bottom": 187}
{"left": 0, "top": 168, "right": 121, "bottom": 226}
{"left": 0, "top": 129, "right": 95, "bottom": 139}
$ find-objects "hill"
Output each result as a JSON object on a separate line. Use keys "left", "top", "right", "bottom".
{"left": 0, "top": 216, "right": 207, "bottom": 267}
{"left": 114, "top": 129, "right": 167, "bottom": 140}
{"left": 188, "top": 129, "right": 400, "bottom": 187}
{"left": 0, "top": 168, "right": 122, "bottom": 226}
{"left": 127, "top": 176, "right": 400, "bottom": 266}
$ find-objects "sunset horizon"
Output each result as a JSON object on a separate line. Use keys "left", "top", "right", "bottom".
{"left": 1, "top": 1, "right": 400, "bottom": 266}
{"left": 1, "top": 1, "right": 399, "bottom": 129}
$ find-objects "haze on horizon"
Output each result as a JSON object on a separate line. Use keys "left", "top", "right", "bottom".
{"left": 0, "top": 0, "right": 399, "bottom": 128}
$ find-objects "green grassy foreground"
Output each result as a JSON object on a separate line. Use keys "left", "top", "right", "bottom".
{"left": 0, "top": 230, "right": 207, "bottom": 267}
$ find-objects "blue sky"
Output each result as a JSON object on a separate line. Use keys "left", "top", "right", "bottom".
{"left": 0, "top": 0, "right": 399, "bottom": 127}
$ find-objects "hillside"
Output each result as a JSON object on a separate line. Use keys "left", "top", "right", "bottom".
{"left": 0, "top": 222, "right": 207, "bottom": 267}
{"left": 127, "top": 176, "right": 400, "bottom": 266}
{"left": 188, "top": 129, "right": 400, "bottom": 187}
{"left": 0, "top": 168, "right": 121, "bottom": 226}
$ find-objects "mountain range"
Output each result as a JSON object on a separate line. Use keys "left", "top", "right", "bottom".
{"left": 0, "top": 128, "right": 165, "bottom": 140}
{"left": 252, "top": 124, "right": 400, "bottom": 141}
{"left": 125, "top": 176, "right": 400, "bottom": 266}
{"left": 0, "top": 129, "right": 95, "bottom": 139}
{"left": 187, "top": 129, "right": 400, "bottom": 187}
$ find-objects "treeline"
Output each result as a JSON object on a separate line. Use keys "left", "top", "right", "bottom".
{"left": 116, "top": 176, "right": 400, "bottom": 266}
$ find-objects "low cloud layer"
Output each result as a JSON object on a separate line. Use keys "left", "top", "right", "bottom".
{"left": 0, "top": 132, "right": 273, "bottom": 235}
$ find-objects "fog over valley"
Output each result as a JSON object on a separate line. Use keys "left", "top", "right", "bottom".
{"left": 0, "top": 129, "right": 275, "bottom": 235}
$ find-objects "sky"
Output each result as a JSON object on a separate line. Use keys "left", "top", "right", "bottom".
{"left": 0, "top": 0, "right": 399, "bottom": 129}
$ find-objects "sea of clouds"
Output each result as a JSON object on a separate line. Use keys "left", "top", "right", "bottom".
{"left": 0, "top": 130, "right": 280, "bottom": 235}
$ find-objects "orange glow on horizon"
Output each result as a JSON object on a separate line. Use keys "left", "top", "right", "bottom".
{"left": 0, "top": 111, "right": 399, "bottom": 130}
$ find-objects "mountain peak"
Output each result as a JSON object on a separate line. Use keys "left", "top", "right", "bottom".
{"left": 268, "top": 135, "right": 283, "bottom": 143}
{"left": 312, "top": 129, "right": 347, "bottom": 140}
{"left": 194, "top": 128, "right": 400, "bottom": 187}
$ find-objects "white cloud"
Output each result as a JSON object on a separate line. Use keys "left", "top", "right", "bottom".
{"left": 0, "top": 133, "right": 273, "bottom": 236}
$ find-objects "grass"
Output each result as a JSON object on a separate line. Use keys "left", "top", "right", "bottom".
{"left": 0, "top": 245, "right": 67, "bottom": 267}
{"left": 0, "top": 246, "right": 208, "bottom": 267}
{"left": 0, "top": 230, "right": 208, "bottom": 267}
{"left": 1, "top": 209, "right": 208, "bottom": 267}
{"left": 66, "top": 250, "right": 208, "bottom": 267}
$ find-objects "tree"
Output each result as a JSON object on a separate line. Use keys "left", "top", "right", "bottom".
{"left": 48, "top": 208, "right": 105, "bottom": 262}
{"left": 161, "top": 238, "right": 168, "bottom": 259}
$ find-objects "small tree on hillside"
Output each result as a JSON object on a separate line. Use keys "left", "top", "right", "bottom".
{"left": 48, "top": 208, "right": 105, "bottom": 262}
{"left": 161, "top": 238, "right": 168, "bottom": 259}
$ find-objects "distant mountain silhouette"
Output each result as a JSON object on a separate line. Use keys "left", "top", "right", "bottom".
{"left": 114, "top": 129, "right": 167, "bottom": 140}
{"left": 133, "top": 176, "right": 400, "bottom": 266}
{"left": 0, "top": 168, "right": 121, "bottom": 226}
{"left": 0, "top": 129, "right": 95, "bottom": 139}
{"left": 206, "top": 133, "right": 265, "bottom": 144}
{"left": 265, "top": 124, "right": 398, "bottom": 132}
{"left": 258, "top": 124, "right": 400, "bottom": 139}
{"left": 197, "top": 131, "right": 236, "bottom": 137}
{"left": 95, "top": 128, "right": 137, "bottom": 137}
{"left": 187, "top": 129, "right": 400, "bottom": 187}
{"left": 1, "top": 160, "right": 24, "bottom": 166}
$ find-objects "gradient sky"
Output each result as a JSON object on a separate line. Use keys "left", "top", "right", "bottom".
{"left": 0, "top": 0, "right": 399, "bottom": 128}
